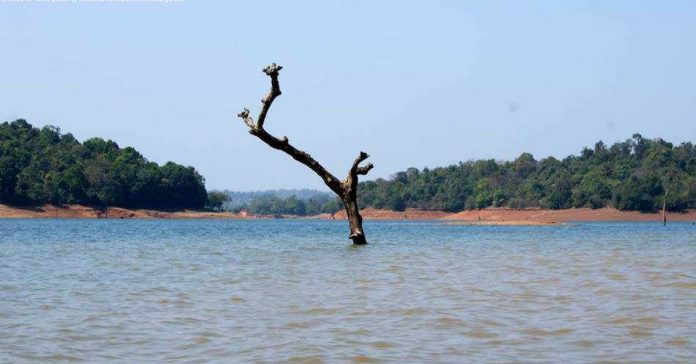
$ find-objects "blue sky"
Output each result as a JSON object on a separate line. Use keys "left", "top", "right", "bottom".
{"left": 2, "top": 1, "right": 695, "bottom": 191}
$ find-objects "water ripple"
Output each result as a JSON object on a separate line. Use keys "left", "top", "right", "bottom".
{"left": 1, "top": 220, "right": 695, "bottom": 362}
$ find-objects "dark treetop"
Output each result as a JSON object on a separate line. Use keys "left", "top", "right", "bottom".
{"left": 0, "top": 119, "right": 207, "bottom": 209}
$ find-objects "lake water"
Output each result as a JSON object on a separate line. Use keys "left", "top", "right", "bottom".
{"left": 1, "top": 219, "right": 695, "bottom": 363}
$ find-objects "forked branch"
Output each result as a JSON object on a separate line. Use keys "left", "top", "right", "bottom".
{"left": 346, "top": 151, "right": 373, "bottom": 188}
{"left": 257, "top": 63, "right": 283, "bottom": 129}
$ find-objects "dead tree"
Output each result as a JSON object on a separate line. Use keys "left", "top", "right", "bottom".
{"left": 237, "top": 64, "right": 373, "bottom": 244}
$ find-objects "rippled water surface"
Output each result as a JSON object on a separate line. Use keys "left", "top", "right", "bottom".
{"left": 1, "top": 219, "right": 695, "bottom": 363}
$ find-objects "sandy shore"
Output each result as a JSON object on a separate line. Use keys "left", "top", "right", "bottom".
{"left": 329, "top": 207, "right": 696, "bottom": 225}
{"left": 0, "top": 204, "right": 248, "bottom": 219}
{"left": 442, "top": 207, "right": 696, "bottom": 224}
{"left": 2, "top": 204, "right": 694, "bottom": 225}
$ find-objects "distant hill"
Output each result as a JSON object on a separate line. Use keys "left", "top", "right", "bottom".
{"left": 223, "top": 189, "right": 332, "bottom": 207}
{"left": 221, "top": 189, "right": 339, "bottom": 216}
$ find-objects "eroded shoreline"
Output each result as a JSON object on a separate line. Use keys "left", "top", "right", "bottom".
{"left": 2, "top": 204, "right": 694, "bottom": 225}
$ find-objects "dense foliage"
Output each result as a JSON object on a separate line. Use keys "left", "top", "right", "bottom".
{"left": 0, "top": 120, "right": 208, "bottom": 208}
{"left": 232, "top": 193, "right": 341, "bottom": 216}
{"left": 358, "top": 134, "right": 696, "bottom": 212}
{"left": 206, "top": 191, "right": 231, "bottom": 211}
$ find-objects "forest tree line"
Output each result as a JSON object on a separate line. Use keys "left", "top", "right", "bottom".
{"left": 229, "top": 193, "right": 341, "bottom": 216}
{"left": 3, "top": 120, "right": 694, "bottom": 213}
{"left": 357, "top": 134, "right": 696, "bottom": 212}
{"left": 0, "top": 120, "right": 208, "bottom": 208}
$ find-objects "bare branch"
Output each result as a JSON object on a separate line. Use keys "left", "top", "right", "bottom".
{"left": 239, "top": 64, "right": 344, "bottom": 194}
{"left": 250, "top": 127, "right": 343, "bottom": 193}
{"left": 257, "top": 63, "right": 283, "bottom": 129}
{"left": 347, "top": 151, "right": 372, "bottom": 183}
{"left": 351, "top": 152, "right": 370, "bottom": 172}
{"left": 237, "top": 64, "right": 372, "bottom": 244}
{"left": 356, "top": 163, "right": 374, "bottom": 175}
{"left": 237, "top": 108, "right": 255, "bottom": 129}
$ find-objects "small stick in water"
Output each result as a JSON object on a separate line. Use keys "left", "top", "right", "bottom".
{"left": 662, "top": 186, "right": 669, "bottom": 226}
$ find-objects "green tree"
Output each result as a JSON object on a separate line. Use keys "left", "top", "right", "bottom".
{"left": 0, "top": 119, "right": 209, "bottom": 209}
{"left": 206, "top": 191, "right": 231, "bottom": 211}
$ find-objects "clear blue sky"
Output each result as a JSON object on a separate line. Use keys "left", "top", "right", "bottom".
{"left": 2, "top": 1, "right": 695, "bottom": 191}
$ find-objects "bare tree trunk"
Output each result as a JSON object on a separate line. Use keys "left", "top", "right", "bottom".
{"left": 342, "top": 197, "right": 366, "bottom": 244}
{"left": 237, "top": 64, "right": 373, "bottom": 244}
